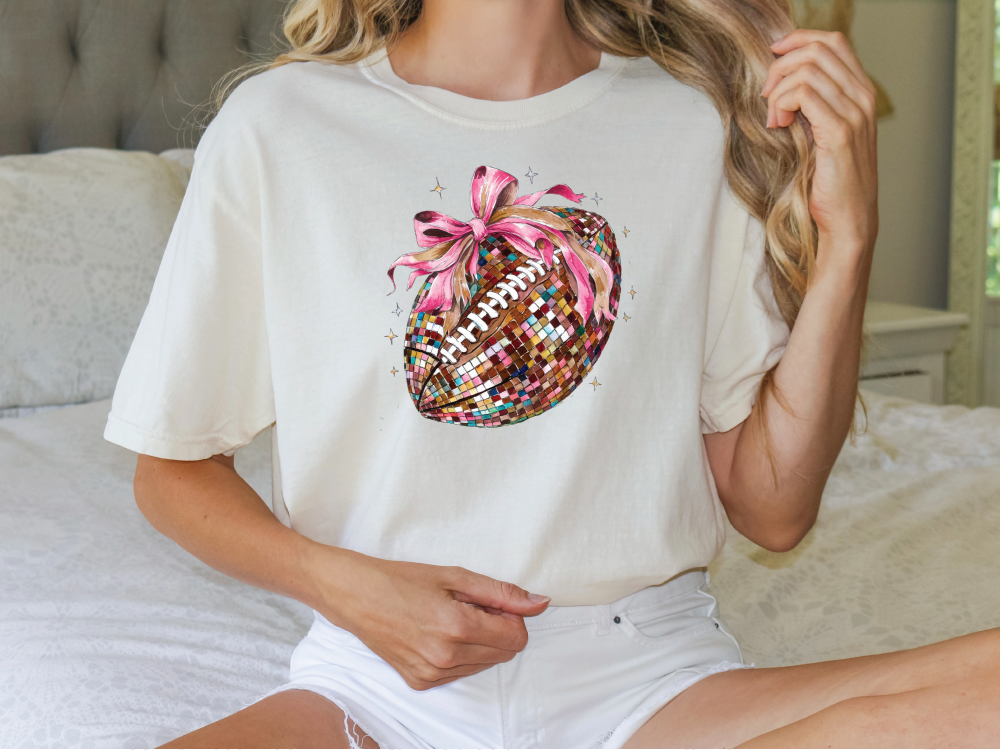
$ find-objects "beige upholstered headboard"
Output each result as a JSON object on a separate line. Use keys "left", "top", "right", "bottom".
{"left": 0, "top": 0, "right": 290, "bottom": 155}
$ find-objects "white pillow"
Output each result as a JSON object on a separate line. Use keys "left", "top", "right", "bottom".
{"left": 159, "top": 147, "right": 196, "bottom": 171}
{"left": 0, "top": 148, "right": 192, "bottom": 411}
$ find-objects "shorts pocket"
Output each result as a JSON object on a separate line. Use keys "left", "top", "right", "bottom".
{"left": 618, "top": 588, "right": 720, "bottom": 647}
{"left": 620, "top": 615, "right": 720, "bottom": 648}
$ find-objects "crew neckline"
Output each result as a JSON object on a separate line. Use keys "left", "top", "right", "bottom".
{"left": 358, "top": 50, "right": 628, "bottom": 130}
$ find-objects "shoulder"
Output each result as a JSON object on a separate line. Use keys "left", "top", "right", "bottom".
{"left": 613, "top": 55, "right": 725, "bottom": 133}
{"left": 195, "top": 60, "right": 375, "bottom": 169}
{"left": 231, "top": 59, "right": 369, "bottom": 103}
{"left": 215, "top": 60, "right": 373, "bottom": 128}
{"left": 199, "top": 60, "right": 371, "bottom": 150}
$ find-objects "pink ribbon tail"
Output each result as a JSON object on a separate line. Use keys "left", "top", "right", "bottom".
{"left": 514, "top": 184, "right": 586, "bottom": 207}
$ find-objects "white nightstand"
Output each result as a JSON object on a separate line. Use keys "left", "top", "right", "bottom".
{"left": 860, "top": 301, "right": 969, "bottom": 404}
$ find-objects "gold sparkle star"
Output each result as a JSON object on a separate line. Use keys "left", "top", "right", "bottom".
{"left": 385, "top": 328, "right": 397, "bottom": 344}
{"left": 622, "top": 313, "right": 631, "bottom": 322}
{"left": 390, "top": 366, "right": 399, "bottom": 376}
{"left": 622, "top": 226, "right": 630, "bottom": 238}
{"left": 590, "top": 376, "right": 601, "bottom": 391}
{"left": 629, "top": 286, "right": 637, "bottom": 300}
{"left": 430, "top": 178, "right": 446, "bottom": 199}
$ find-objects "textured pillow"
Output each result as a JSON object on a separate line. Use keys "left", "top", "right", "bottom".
{"left": 159, "top": 148, "right": 197, "bottom": 171}
{"left": 0, "top": 148, "right": 192, "bottom": 411}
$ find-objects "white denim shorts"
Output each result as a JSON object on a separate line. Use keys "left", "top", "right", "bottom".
{"left": 254, "top": 568, "right": 754, "bottom": 749}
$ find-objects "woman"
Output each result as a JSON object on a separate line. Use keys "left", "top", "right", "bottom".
{"left": 104, "top": 0, "right": 999, "bottom": 747}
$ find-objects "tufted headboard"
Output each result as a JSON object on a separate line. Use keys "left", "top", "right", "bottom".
{"left": 0, "top": 0, "right": 290, "bottom": 155}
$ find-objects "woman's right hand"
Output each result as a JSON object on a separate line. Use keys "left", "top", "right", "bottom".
{"left": 132, "top": 454, "right": 547, "bottom": 692}
{"left": 307, "top": 546, "right": 551, "bottom": 691}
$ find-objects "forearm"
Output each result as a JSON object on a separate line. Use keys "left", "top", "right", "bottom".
{"left": 132, "top": 455, "right": 549, "bottom": 693}
{"left": 133, "top": 454, "right": 339, "bottom": 611}
{"left": 727, "top": 238, "right": 872, "bottom": 547}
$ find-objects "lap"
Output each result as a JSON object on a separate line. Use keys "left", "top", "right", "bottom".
{"left": 159, "top": 688, "right": 378, "bottom": 749}
{"left": 623, "top": 626, "right": 1000, "bottom": 748}
{"left": 161, "top": 627, "right": 999, "bottom": 749}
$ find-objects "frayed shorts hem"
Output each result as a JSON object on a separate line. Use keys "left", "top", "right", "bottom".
{"left": 248, "top": 682, "right": 390, "bottom": 749}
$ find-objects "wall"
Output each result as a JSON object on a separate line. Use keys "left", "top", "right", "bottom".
{"left": 851, "top": 0, "right": 957, "bottom": 309}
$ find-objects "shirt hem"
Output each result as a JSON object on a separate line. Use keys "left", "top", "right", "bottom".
{"left": 103, "top": 412, "right": 273, "bottom": 460}
{"left": 700, "top": 382, "right": 760, "bottom": 434}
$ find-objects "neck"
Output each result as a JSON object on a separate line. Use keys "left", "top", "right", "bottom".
{"left": 387, "top": 0, "right": 602, "bottom": 101}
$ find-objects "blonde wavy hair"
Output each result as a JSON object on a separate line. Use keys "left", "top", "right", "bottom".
{"left": 211, "top": 0, "right": 863, "bottom": 470}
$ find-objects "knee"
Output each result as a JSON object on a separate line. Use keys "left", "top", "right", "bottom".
{"left": 815, "top": 691, "right": 926, "bottom": 743}
{"left": 828, "top": 692, "right": 902, "bottom": 725}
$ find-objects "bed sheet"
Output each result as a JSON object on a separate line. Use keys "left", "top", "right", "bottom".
{"left": 709, "top": 391, "right": 1000, "bottom": 666}
{"left": 0, "top": 400, "right": 312, "bottom": 749}
{"left": 1, "top": 392, "right": 998, "bottom": 748}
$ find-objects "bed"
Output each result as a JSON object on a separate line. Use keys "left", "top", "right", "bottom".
{"left": 2, "top": 1, "right": 999, "bottom": 747}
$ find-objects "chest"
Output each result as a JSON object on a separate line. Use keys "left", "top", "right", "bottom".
{"left": 253, "top": 121, "right": 727, "bottom": 429}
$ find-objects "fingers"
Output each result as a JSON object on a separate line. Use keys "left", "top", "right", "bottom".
{"left": 400, "top": 601, "right": 527, "bottom": 691}
{"left": 437, "top": 567, "right": 551, "bottom": 651}
{"left": 763, "top": 31, "right": 876, "bottom": 135}
{"left": 403, "top": 661, "right": 496, "bottom": 691}
{"left": 770, "top": 29, "right": 871, "bottom": 89}
{"left": 423, "top": 635, "right": 519, "bottom": 670}
{"left": 770, "top": 80, "right": 858, "bottom": 151}
{"left": 447, "top": 598, "right": 532, "bottom": 651}
{"left": 359, "top": 563, "right": 554, "bottom": 693}
{"left": 766, "top": 63, "right": 869, "bottom": 139}
{"left": 763, "top": 42, "right": 875, "bottom": 123}
{"left": 446, "top": 567, "right": 551, "bottom": 616}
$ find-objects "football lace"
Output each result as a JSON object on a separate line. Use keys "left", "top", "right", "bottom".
{"left": 439, "top": 257, "right": 550, "bottom": 365}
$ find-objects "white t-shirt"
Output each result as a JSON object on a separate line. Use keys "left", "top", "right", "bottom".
{"left": 105, "top": 51, "right": 789, "bottom": 605}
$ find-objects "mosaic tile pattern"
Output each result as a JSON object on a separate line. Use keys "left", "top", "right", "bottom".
{"left": 404, "top": 207, "right": 621, "bottom": 427}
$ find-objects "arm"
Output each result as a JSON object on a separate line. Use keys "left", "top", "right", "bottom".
{"left": 134, "top": 453, "right": 322, "bottom": 605}
{"left": 703, "top": 30, "right": 879, "bottom": 552}
{"left": 704, "top": 242, "right": 870, "bottom": 552}
{"left": 133, "top": 453, "right": 550, "bottom": 690}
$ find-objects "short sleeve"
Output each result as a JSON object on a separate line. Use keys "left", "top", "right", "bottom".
{"left": 699, "top": 189, "right": 790, "bottom": 434}
{"left": 103, "top": 91, "right": 275, "bottom": 460}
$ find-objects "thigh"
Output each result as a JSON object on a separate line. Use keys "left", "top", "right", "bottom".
{"left": 623, "top": 626, "right": 1000, "bottom": 749}
{"left": 159, "top": 688, "right": 378, "bottom": 749}
{"left": 737, "top": 676, "right": 1000, "bottom": 748}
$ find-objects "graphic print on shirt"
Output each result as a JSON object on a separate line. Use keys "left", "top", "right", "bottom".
{"left": 387, "top": 165, "right": 621, "bottom": 427}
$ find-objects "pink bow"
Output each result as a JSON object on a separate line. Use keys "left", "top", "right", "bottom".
{"left": 387, "top": 166, "right": 615, "bottom": 329}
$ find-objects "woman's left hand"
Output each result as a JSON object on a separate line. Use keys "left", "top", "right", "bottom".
{"left": 762, "top": 29, "right": 879, "bottom": 261}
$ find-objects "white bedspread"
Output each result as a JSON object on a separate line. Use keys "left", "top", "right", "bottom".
{"left": 0, "top": 402, "right": 312, "bottom": 749}
{"left": 1, "top": 392, "right": 998, "bottom": 748}
{"left": 709, "top": 393, "right": 1000, "bottom": 666}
